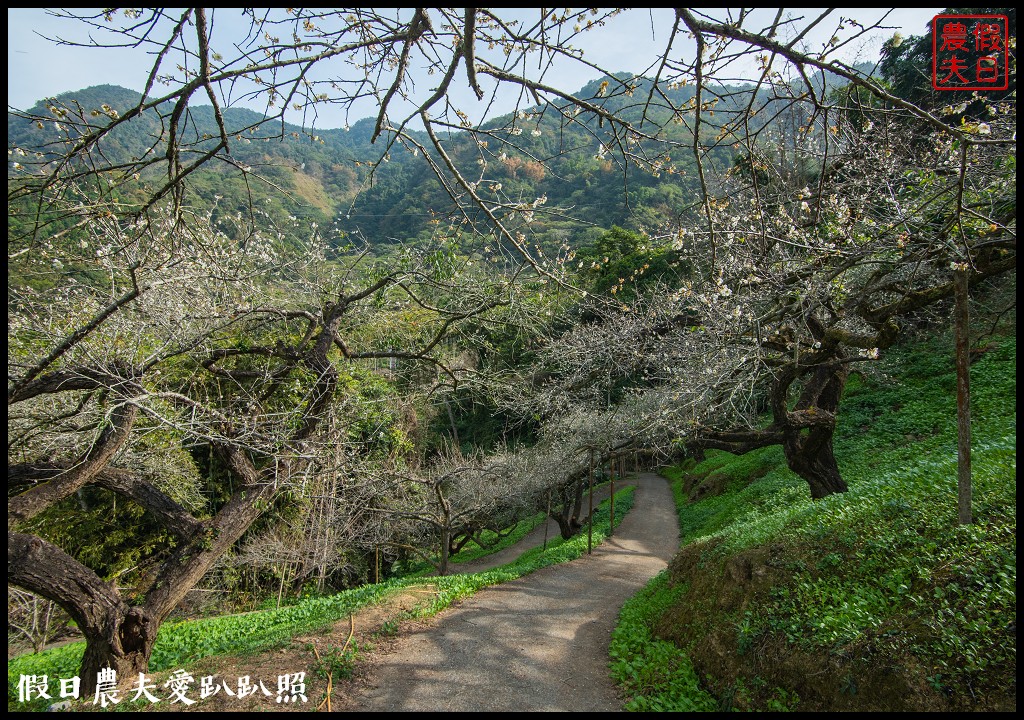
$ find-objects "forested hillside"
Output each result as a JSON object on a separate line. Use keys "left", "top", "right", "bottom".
{"left": 10, "top": 71, "right": 819, "bottom": 254}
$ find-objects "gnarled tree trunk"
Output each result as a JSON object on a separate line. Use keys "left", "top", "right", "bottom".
{"left": 780, "top": 356, "right": 850, "bottom": 499}
{"left": 784, "top": 429, "right": 848, "bottom": 499}
{"left": 78, "top": 606, "right": 159, "bottom": 694}
{"left": 553, "top": 475, "right": 587, "bottom": 540}
{"left": 697, "top": 341, "right": 853, "bottom": 500}
{"left": 8, "top": 532, "right": 158, "bottom": 694}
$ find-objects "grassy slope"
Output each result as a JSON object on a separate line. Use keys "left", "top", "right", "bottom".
{"left": 612, "top": 331, "right": 1016, "bottom": 712}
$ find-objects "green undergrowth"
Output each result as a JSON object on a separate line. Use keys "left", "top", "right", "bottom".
{"left": 8, "top": 487, "right": 635, "bottom": 710}
{"left": 615, "top": 333, "right": 1016, "bottom": 711}
{"left": 610, "top": 572, "right": 717, "bottom": 711}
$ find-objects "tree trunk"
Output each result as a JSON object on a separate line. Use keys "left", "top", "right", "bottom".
{"left": 571, "top": 476, "right": 585, "bottom": 525}
{"left": 553, "top": 477, "right": 585, "bottom": 540}
{"left": 954, "top": 268, "right": 972, "bottom": 525}
{"left": 444, "top": 397, "right": 460, "bottom": 450}
{"left": 784, "top": 430, "right": 848, "bottom": 499}
{"left": 554, "top": 501, "right": 580, "bottom": 540}
{"left": 782, "top": 354, "right": 850, "bottom": 499}
{"left": 8, "top": 532, "right": 159, "bottom": 694}
{"left": 553, "top": 512, "right": 579, "bottom": 541}
{"left": 438, "top": 526, "right": 450, "bottom": 576}
{"left": 448, "top": 530, "right": 474, "bottom": 556}
{"left": 78, "top": 606, "right": 158, "bottom": 694}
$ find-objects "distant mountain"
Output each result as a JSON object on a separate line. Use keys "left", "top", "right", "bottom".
{"left": 9, "top": 68, "right": 870, "bottom": 252}
{"left": 9, "top": 85, "right": 407, "bottom": 247}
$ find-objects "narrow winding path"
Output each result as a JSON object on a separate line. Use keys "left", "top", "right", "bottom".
{"left": 342, "top": 473, "right": 679, "bottom": 712}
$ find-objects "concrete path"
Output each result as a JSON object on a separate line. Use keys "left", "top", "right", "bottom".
{"left": 343, "top": 473, "right": 679, "bottom": 712}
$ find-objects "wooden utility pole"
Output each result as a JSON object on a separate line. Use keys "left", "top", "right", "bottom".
{"left": 954, "top": 268, "right": 972, "bottom": 525}
{"left": 544, "top": 489, "right": 552, "bottom": 551}
{"left": 609, "top": 454, "right": 615, "bottom": 537}
{"left": 588, "top": 450, "right": 594, "bottom": 554}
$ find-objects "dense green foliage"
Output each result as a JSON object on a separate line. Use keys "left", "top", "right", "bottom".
{"left": 613, "top": 330, "right": 1016, "bottom": 711}
{"left": 610, "top": 572, "right": 717, "bottom": 711}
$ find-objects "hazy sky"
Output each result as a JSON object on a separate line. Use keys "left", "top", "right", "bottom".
{"left": 8, "top": 8, "right": 939, "bottom": 129}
